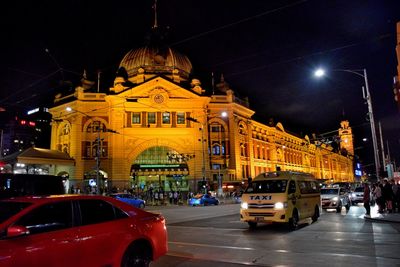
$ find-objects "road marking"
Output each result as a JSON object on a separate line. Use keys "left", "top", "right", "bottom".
{"left": 167, "top": 225, "right": 245, "bottom": 231}
{"left": 165, "top": 251, "right": 258, "bottom": 266}
{"left": 169, "top": 241, "right": 255, "bottom": 251}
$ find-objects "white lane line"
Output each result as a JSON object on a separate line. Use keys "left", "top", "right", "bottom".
{"left": 169, "top": 241, "right": 255, "bottom": 251}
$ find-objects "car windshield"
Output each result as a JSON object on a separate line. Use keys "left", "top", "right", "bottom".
{"left": 245, "top": 180, "right": 287, "bottom": 193}
{"left": 354, "top": 187, "right": 364, "bottom": 192}
{"left": 321, "top": 188, "right": 339, "bottom": 195}
{"left": 0, "top": 201, "right": 32, "bottom": 224}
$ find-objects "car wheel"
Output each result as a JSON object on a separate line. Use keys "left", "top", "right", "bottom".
{"left": 288, "top": 210, "right": 299, "bottom": 230}
{"left": 336, "top": 202, "right": 342, "bottom": 213}
{"left": 312, "top": 206, "right": 320, "bottom": 223}
{"left": 248, "top": 221, "right": 257, "bottom": 229}
{"left": 121, "top": 243, "right": 152, "bottom": 267}
{"left": 139, "top": 203, "right": 145, "bottom": 209}
{"left": 215, "top": 200, "right": 219, "bottom": 205}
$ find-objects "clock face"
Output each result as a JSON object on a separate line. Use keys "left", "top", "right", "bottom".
{"left": 154, "top": 94, "right": 164, "bottom": 104}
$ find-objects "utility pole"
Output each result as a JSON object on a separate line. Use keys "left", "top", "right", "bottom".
{"left": 378, "top": 121, "right": 385, "bottom": 170}
{"left": 362, "top": 75, "right": 380, "bottom": 181}
{"left": 187, "top": 116, "right": 207, "bottom": 194}
{"left": 96, "top": 128, "right": 101, "bottom": 195}
{"left": 65, "top": 106, "right": 119, "bottom": 195}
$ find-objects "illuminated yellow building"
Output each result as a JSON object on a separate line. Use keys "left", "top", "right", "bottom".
{"left": 49, "top": 41, "right": 354, "bottom": 194}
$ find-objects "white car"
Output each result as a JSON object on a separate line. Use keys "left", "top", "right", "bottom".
{"left": 321, "top": 188, "right": 351, "bottom": 212}
{"left": 349, "top": 187, "right": 364, "bottom": 205}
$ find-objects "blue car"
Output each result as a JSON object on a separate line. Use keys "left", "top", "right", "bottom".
{"left": 189, "top": 194, "right": 220, "bottom": 206}
{"left": 110, "top": 193, "right": 146, "bottom": 209}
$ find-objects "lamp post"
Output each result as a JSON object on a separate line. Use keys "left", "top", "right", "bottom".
{"left": 187, "top": 116, "right": 207, "bottom": 193}
{"left": 187, "top": 111, "right": 228, "bottom": 194}
{"left": 314, "top": 68, "right": 380, "bottom": 180}
{"left": 66, "top": 107, "right": 119, "bottom": 194}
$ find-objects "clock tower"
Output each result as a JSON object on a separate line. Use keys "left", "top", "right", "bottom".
{"left": 339, "top": 120, "right": 354, "bottom": 156}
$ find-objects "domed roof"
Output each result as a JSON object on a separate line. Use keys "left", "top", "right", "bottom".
{"left": 119, "top": 46, "right": 192, "bottom": 80}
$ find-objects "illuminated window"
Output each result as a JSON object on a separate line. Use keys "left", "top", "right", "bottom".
{"left": 132, "top": 112, "right": 141, "bottom": 124}
{"left": 148, "top": 112, "right": 156, "bottom": 124}
{"left": 210, "top": 123, "right": 225, "bottom": 132}
{"left": 177, "top": 112, "right": 185, "bottom": 124}
{"left": 212, "top": 142, "right": 220, "bottom": 155}
{"left": 162, "top": 112, "right": 170, "bottom": 124}
{"left": 83, "top": 141, "right": 108, "bottom": 158}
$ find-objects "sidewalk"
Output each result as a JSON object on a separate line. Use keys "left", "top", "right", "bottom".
{"left": 364, "top": 204, "right": 400, "bottom": 223}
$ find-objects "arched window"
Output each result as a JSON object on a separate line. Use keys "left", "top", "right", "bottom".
{"left": 82, "top": 120, "right": 108, "bottom": 158}
{"left": 86, "top": 121, "right": 107, "bottom": 133}
{"left": 57, "top": 123, "right": 71, "bottom": 154}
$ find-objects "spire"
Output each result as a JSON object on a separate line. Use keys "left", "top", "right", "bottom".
{"left": 212, "top": 72, "right": 215, "bottom": 95}
{"left": 216, "top": 73, "right": 230, "bottom": 93}
{"left": 152, "top": 0, "right": 158, "bottom": 29}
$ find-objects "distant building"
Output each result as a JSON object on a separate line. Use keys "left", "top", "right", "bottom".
{"left": 0, "top": 108, "right": 51, "bottom": 156}
{"left": 48, "top": 32, "right": 354, "bottom": 194}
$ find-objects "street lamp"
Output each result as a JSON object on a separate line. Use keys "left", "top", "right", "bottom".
{"left": 187, "top": 116, "right": 207, "bottom": 193}
{"left": 314, "top": 68, "right": 380, "bottom": 180}
{"left": 187, "top": 111, "right": 227, "bottom": 194}
{"left": 66, "top": 107, "right": 102, "bottom": 194}
{"left": 66, "top": 107, "right": 119, "bottom": 194}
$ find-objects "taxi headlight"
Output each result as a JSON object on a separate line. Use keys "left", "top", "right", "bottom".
{"left": 241, "top": 202, "right": 248, "bottom": 210}
{"left": 274, "top": 202, "right": 287, "bottom": 210}
{"left": 332, "top": 197, "right": 339, "bottom": 201}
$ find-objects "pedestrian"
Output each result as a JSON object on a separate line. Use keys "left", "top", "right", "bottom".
{"left": 373, "top": 183, "right": 383, "bottom": 213}
{"left": 159, "top": 191, "right": 164, "bottom": 205}
{"left": 154, "top": 190, "right": 159, "bottom": 206}
{"left": 363, "top": 182, "right": 371, "bottom": 216}
{"left": 391, "top": 179, "right": 399, "bottom": 213}
{"left": 370, "top": 183, "right": 376, "bottom": 206}
{"left": 382, "top": 178, "right": 393, "bottom": 213}
{"left": 173, "top": 191, "right": 178, "bottom": 205}
{"left": 169, "top": 191, "right": 173, "bottom": 204}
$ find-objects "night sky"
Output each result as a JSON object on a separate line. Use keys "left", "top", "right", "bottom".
{"left": 1, "top": 0, "right": 400, "bottom": 172}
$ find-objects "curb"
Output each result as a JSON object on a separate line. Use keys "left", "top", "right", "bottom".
{"left": 364, "top": 216, "right": 400, "bottom": 224}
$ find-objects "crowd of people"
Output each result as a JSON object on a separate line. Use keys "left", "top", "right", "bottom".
{"left": 365, "top": 178, "right": 400, "bottom": 215}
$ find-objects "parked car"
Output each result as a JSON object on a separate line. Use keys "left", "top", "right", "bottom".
{"left": 188, "top": 193, "right": 220, "bottom": 206}
{"left": 350, "top": 187, "right": 364, "bottom": 205}
{"left": 110, "top": 193, "right": 146, "bottom": 209}
{"left": 233, "top": 194, "right": 242, "bottom": 204}
{"left": 321, "top": 187, "right": 351, "bottom": 212}
{"left": 0, "top": 195, "right": 167, "bottom": 267}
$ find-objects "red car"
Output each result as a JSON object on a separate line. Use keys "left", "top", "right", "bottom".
{"left": 0, "top": 195, "right": 167, "bottom": 267}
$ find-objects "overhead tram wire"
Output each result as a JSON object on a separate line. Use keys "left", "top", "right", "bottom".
{"left": 223, "top": 35, "right": 392, "bottom": 78}
{"left": 0, "top": 69, "right": 63, "bottom": 105}
{"left": 170, "top": 0, "right": 309, "bottom": 47}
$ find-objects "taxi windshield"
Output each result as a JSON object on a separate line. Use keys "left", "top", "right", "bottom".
{"left": 245, "top": 180, "right": 287, "bottom": 193}
{"left": 321, "top": 188, "right": 339, "bottom": 195}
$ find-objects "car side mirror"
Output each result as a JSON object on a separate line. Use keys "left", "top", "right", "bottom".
{"left": 7, "top": 225, "right": 30, "bottom": 238}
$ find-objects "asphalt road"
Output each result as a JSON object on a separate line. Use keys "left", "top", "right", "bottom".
{"left": 149, "top": 204, "right": 400, "bottom": 267}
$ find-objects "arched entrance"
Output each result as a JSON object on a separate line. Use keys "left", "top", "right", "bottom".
{"left": 131, "top": 146, "right": 190, "bottom": 197}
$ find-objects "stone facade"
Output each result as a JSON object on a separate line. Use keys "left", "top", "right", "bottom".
{"left": 49, "top": 44, "right": 354, "bottom": 194}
